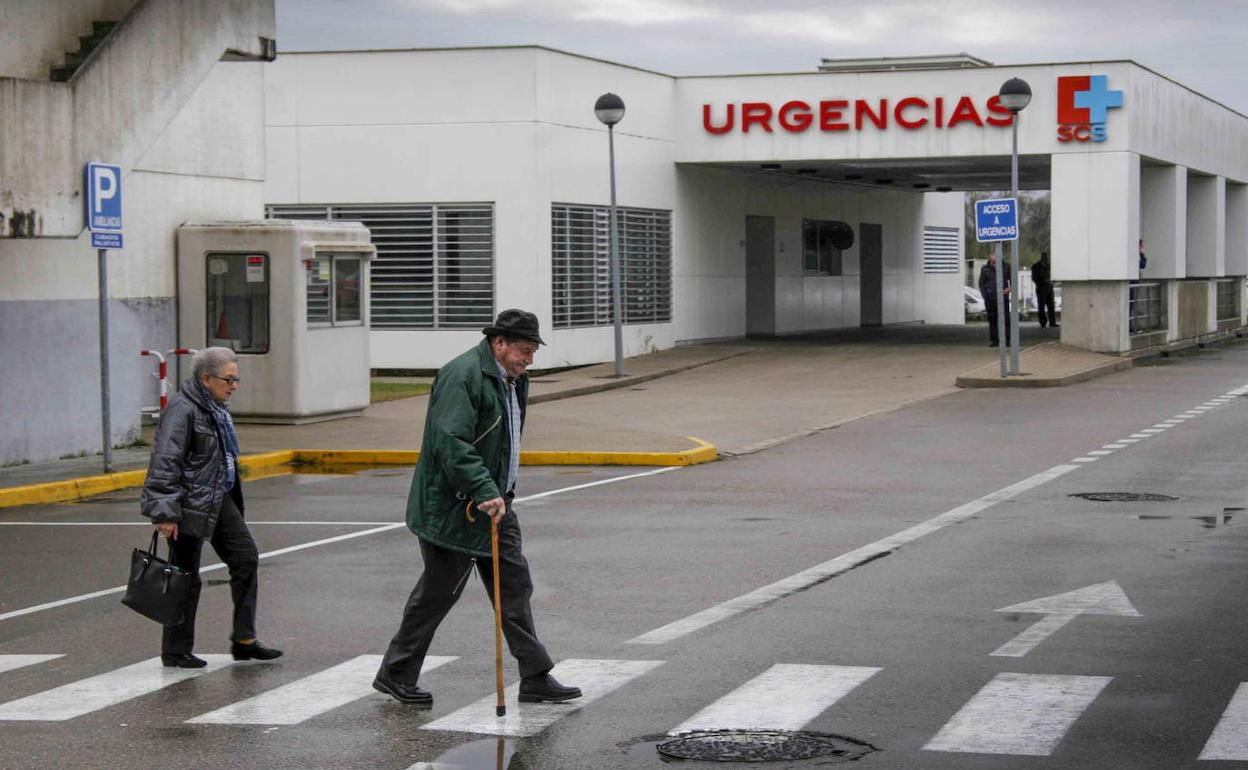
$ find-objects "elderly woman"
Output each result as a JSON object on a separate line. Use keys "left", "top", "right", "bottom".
{"left": 140, "top": 347, "right": 283, "bottom": 668}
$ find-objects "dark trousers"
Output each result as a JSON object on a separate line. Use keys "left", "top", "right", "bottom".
{"left": 380, "top": 510, "right": 554, "bottom": 684}
{"left": 985, "top": 302, "right": 1013, "bottom": 346}
{"left": 162, "top": 495, "right": 259, "bottom": 654}
{"left": 1036, "top": 284, "right": 1057, "bottom": 327}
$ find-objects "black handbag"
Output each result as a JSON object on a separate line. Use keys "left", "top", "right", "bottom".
{"left": 121, "top": 531, "right": 192, "bottom": 627}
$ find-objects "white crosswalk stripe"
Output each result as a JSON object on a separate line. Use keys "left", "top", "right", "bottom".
{"left": 1200, "top": 682, "right": 1248, "bottom": 760}
{"left": 422, "top": 658, "right": 663, "bottom": 737}
{"left": 669, "top": 663, "right": 879, "bottom": 734}
{"left": 923, "top": 672, "right": 1112, "bottom": 756}
{"left": 0, "top": 655, "right": 63, "bottom": 675}
{"left": 0, "top": 655, "right": 234, "bottom": 721}
{"left": 186, "top": 655, "right": 457, "bottom": 725}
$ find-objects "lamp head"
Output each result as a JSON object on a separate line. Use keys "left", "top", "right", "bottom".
{"left": 594, "top": 92, "right": 626, "bottom": 126}
{"left": 998, "top": 78, "right": 1032, "bottom": 113}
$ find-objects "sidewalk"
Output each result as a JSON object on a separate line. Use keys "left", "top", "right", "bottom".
{"left": 0, "top": 323, "right": 1137, "bottom": 506}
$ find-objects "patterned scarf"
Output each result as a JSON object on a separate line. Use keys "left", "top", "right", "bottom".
{"left": 198, "top": 382, "right": 240, "bottom": 487}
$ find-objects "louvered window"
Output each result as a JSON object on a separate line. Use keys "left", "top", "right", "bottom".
{"left": 923, "top": 226, "right": 961, "bottom": 273}
{"left": 552, "top": 204, "right": 672, "bottom": 328}
{"left": 266, "top": 203, "right": 495, "bottom": 329}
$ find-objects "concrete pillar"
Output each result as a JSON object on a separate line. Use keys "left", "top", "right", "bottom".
{"left": 1060, "top": 282, "right": 1130, "bottom": 353}
{"left": 1140, "top": 164, "right": 1187, "bottom": 279}
{"left": 1186, "top": 174, "right": 1226, "bottom": 277}
{"left": 1225, "top": 181, "right": 1248, "bottom": 276}
{"left": 1051, "top": 151, "right": 1141, "bottom": 281}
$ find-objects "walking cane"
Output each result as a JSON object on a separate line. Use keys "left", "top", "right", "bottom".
{"left": 469, "top": 498, "right": 507, "bottom": 717}
{"left": 491, "top": 513, "right": 505, "bottom": 717}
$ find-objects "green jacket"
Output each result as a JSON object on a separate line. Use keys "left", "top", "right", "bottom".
{"left": 405, "top": 340, "right": 527, "bottom": 557}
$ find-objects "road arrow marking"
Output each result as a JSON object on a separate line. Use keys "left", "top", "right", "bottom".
{"left": 991, "top": 581, "right": 1140, "bottom": 657}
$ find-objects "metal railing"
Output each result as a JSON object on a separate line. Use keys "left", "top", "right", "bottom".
{"left": 1128, "top": 282, "right": 1166, "bottom": 334}
{"left": 1216, "top": 278, "right": 1240, "bottom": 321}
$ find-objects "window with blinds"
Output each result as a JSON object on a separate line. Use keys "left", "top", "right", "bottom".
{"left": 265, "top": 203, "right": 495, "bottom": 329}
{"left": 923, "top": 226, "right": 961, "bottom": 273}
{"left": 551, "top": 204, "right": 672, "bottom": 328}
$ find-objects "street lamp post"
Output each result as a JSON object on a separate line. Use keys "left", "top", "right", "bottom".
{"left": 594, "top": 92, "right": 626, "bottom": 377}
{"left": 998, "top": 77, "right": 1032, "bottom": 375}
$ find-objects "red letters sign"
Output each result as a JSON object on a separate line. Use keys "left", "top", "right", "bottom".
{"left": 703, "top": 96, "right": 1014, "bottom": 134}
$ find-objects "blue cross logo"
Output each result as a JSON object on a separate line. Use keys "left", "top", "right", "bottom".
{"left": 1073, "top": 75, "right": 1123, "bottom": 125}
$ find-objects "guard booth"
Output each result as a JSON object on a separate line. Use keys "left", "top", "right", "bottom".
{"left": 176, "top": 220, "right": 377, "bottom": 423}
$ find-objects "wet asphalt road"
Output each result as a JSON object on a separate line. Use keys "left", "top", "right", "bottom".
{"left": 4, "top": 345, "right": 1248, "bottom": 769}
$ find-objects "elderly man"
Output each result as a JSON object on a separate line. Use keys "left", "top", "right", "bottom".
{"left": 373, "top": 309, "right": 581, "bottom": 707}
{"left": 978, "top": 251, "right": 1012, "bottom": 347}
{"left": 141, "top": 347, "right": 283, "bottom": 668}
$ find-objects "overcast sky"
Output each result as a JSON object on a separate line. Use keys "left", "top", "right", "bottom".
{"left": 276, "top": 0, "right": 1248, "bottom": 114}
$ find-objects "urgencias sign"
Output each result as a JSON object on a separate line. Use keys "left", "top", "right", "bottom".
{"left": 702, "top": 96, "right": 1016, "bottom": 134}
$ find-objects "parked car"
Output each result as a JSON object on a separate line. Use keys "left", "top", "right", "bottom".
{"left": 964, "top": 286, "right": 986, "bottom": 317}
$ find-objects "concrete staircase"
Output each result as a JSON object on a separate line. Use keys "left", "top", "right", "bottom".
{"left": 49, "top": 20, "right": 119, "bottom": 82}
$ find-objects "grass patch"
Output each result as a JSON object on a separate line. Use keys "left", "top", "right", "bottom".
{"left": 371, "top": 381, "right": 432, "bottom": 403}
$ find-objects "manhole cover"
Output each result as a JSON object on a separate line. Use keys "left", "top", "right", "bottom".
{"left": 1071, "top": 492, "right": 1179, "bottom": 502}
{"left": 656, "top": 730, "right": 874, "bottom": 763}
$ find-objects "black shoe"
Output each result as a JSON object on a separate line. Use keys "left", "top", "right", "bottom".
{"left": 372, "top": 671, "right": 433, "bottom": 707}
{"left": 231, "top": 640, "right": 283, "bottom": 661}
{"left": 161, "top": 653, "right": 207, "bottom": 668}
{"left": 519, "top": 673, "right": 582, "bottom": 703}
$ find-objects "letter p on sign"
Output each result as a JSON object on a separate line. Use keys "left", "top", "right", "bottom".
{"left": 93, "top": 168, "right": 116, "bottom": 213}
{"left": 85, "top": 162, "right": 122, "bottom": 232}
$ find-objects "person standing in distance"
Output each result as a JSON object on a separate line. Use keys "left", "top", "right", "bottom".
{"left": 1031, "top": 251, "right": 1057, "bottom": 329}
{"left": 140, "top": 347, "right": 283, "bottom": 668}
{"left": 374, "top": 309, "right": 581, "bottom": 707}
{"left": 978, "top": 251, "right": 1012, "bottom": 347}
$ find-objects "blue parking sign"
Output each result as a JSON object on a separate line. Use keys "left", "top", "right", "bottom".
{"left": 974, "top": 198, "right": 1018, "bottom": 243}
{"left": 85, "top": 162, "right": 123, "bottom": 234}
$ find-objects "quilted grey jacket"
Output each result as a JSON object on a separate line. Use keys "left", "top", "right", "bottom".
{"left": 140, "top": 379, "right": 243, "bottom": 538}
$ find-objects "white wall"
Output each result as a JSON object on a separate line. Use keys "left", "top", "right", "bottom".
{"left": 921, "top": 192, "right": 966, "bottom": 325}
{"left": 265, "top": 47, "right": 680, "bottom": 369}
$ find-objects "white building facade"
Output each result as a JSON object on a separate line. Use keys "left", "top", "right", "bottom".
{"left": 263, "top": 46, "right": 1248, "bottom": 370}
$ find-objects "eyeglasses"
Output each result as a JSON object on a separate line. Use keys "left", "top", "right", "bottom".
{"left": 210, "top": 374, "right": 241, "bottom": 385}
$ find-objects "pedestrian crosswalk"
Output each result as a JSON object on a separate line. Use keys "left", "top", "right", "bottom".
{"left": 0, "top": 653, "right": 1245, "bottom": 761}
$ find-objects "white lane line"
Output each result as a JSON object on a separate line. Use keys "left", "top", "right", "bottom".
{"left": 668, "top": 664, "right": 880, "bottom": 735}
{"left": 1102, "top": 444, "right": 1129, "bottom": 449}
{"left": 0, "top": 655, "right": 63, "bottom": 675}
{"left": 1143, "top": 428, "right": 1167, "bottom": 433}
{"left": 0, "top": 521, "right": 397, "bottom": 527}
{"left": 1118, "top": 438, "right": 1142, "bottom": 443}
{"left": 0, "top": 523, "right": 404, "bottom": 622}
{"left": 1087, "top": 450, "right": 1114, "bottom": 456}
{"left": 1128, "top": 433, "right": 1152, "bottom": 438}
{"left": 0, "top": 471, "right": 677, "bottom": 624}
{"left": 1201, "top": 683, "right": 1248, "bottom": 760}
{"left": 626, "top": 464, "right": 1081, "bottom": 646}
{"left": 422, "top": 659, "right": 663, "bottom": 737}
{"left": 519, "top": 467, "right": 677, "bottom": 501}
{"left": 923, "top": 673, "right": 1112, "bottom": 756}
{"left": 187, "top": 655, "right": 455, "bottom": 725}
{"left": 0, "top": 655, "right": 234, "bottom": 721}
{"left": 1072, "top": 458, "right": 1098, "bottom": 463}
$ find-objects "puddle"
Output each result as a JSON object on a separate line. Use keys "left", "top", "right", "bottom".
{"left": 1134, "top": 513, "right": 1236, "bottom": 528}
{"left": 425, "top": 737, "right": 520, "bottom": 769}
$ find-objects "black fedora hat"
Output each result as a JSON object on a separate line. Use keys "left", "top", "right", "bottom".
{"left": 482, "top": 309, "right": 545, "bottom": 345}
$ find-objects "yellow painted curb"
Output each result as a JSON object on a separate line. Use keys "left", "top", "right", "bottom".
{"left": 519, "top": 437, "right": 717, "bottom": 467}
{"left": 0, "top": 438, "right": 718, "bottom": 510}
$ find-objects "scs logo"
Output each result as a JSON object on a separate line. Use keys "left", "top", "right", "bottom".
{"left": 1056, "top": 75, "right": 1123, "bottom": 143}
